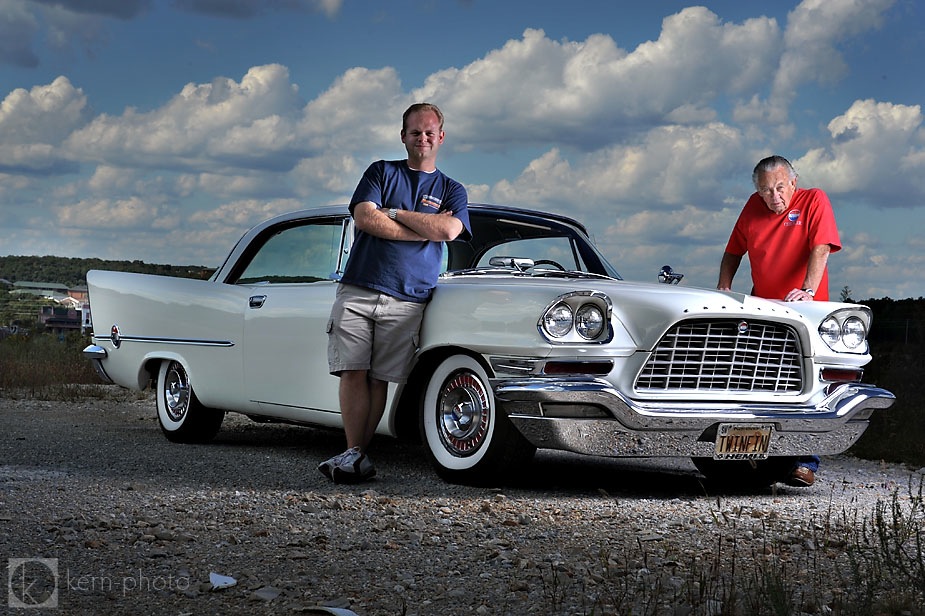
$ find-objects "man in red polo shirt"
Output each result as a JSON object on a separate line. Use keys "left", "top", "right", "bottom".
{"left": 718, "top": 155, "right": 842, "bottom": 486}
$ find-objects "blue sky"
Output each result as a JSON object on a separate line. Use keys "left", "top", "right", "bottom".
{"left": 1, "top": 0, "right": 923, "bottom": 299}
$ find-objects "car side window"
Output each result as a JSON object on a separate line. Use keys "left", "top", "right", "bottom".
{"left": 235, "top": 221, "right": 346, "bottom": 284}
{"left": 478, "top": 237, "right": 588, "bottom": 271}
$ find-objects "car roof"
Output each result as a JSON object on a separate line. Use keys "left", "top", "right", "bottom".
{"left": 466, "top": 203, "right": 591, "bottom": 236}
{"left": 212, "top": 203, "right": 598, "bottom": 282}
{"left": 255, "top": 203, "right": 591, "bottom": 236}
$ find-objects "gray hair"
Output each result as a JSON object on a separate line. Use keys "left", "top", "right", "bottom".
{"left": 752, "top": 155, "right": 797, "bottom": 188}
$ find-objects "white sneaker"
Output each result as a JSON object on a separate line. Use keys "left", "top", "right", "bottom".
{"left": 318, "top": 447, "right": 376, "bottom": 483}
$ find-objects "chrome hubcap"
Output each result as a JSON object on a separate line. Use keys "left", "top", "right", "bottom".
{"left": 163, "top": 363, "right": 190, "bottom": 422}
{"left": 438, "top": 370, "right": 490, "bottom": 456}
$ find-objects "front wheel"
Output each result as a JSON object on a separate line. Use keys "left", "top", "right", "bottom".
{"left": 421, "top": 355, "right": 534, "bottom": 485}
{"left": 156, "top": 360, "right": 224, "bottom": 443}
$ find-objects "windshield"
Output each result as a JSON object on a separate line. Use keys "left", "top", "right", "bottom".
{"left": 445, "top": 209, "right": 621, "bottom": 278}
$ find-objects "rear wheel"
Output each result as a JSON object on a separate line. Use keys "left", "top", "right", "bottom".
{"left": 692, "top": 456, "right": 797, "bottom": 488}
{"left": 421, "top": 355, "right": 534, "bottom": 485}
{"left": 156, "top": 360, "right": 224, "bottom": 443}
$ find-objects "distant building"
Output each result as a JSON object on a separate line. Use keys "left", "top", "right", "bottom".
{"left": 5, "top": 281, "right": 93, "bottom": 334}
{"left": 39, "top": 306, "right": 83, "bottom": 334}
{"left": 11, "top": 281, "right": 70, "bottom": 296}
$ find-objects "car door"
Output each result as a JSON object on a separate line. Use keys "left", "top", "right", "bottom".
{"left": 236, "top": 215, "right": 352, "bottom": 426}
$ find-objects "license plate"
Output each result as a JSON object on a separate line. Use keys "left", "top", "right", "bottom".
{"left": 714, "top": 423, "right": 772, "bottom": 460}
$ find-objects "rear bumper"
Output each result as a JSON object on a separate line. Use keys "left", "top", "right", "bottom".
{"left": 82, "top": 344, "right": 114, "bottom": 384}
{"left": 493, "top": 378, "right": 895, "bottom": 458}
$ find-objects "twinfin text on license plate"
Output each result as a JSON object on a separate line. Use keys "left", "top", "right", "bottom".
{"left": 714, "top": 423, "right": 772, "bottom": 460}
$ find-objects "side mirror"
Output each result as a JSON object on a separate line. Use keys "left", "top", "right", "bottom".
{"left": 658, "top": 265, "right": 683, "bottom": 285}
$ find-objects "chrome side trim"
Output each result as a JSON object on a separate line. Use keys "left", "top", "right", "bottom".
{"left": 489, "top": 356, "right": 541, "bottom": 376}
{"left": 91, "top": 335, "right": 234, "bottom": 347}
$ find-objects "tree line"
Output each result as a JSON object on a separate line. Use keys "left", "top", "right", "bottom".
{"left": 0, "top": 255, "right": 213, "bottom": 288}
{"left": 1, "top": 256, "right": 921, "bottom": 348}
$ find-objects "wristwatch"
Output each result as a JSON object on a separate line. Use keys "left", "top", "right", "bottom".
{"left": 802, "top": 288, "right": 815, "bottom": 297}
{"left": 388, "top": 208, "right": 398, "bottom": 221}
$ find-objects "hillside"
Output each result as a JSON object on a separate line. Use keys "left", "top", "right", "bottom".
{"left": 0, "top": 255, "right": 213, "bottom": 288}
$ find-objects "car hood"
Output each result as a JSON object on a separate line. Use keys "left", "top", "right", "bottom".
{"left": 431, "top": 275, "right": 819, "bottom": 351}
{"left": 586, "top": 278, "right": 813, "bottom": 346}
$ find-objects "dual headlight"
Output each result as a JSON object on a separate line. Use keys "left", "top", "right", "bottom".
{"left": 539, "top": 291, "right": 612, "bottom": 342}
{"left": 819, "top": 309, "right": 870, "bottom": 352}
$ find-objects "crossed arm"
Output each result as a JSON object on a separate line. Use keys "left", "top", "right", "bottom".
{"left": 352, "top": 201, "right": 464, "bottom": 242}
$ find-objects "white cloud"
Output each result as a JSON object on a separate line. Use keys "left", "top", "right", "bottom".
{"left": 0, "top": 76, "right": 89, "bottom": 171}
{"left": 298, "top": 66, "right": 405, "bottom": 155}
{"left": 63, "top": 64, "right": 303, "bottom": 170}
{"left": 55, "top": 195, "right": 161, "bottom": 230}
{"left": 191, "top": 172, "right": 283, "bottom": 198}
{"left": 742, "top": 0, "right": 896, "bottom": 125}
{"left": 0, "top": 172, "right": 30, "bottom": 202}
{"left": 489, "top": 122, "right": 745, "bottom": 214}
{"left": 86, "top": 165, "right": 136, "bottom": 192}
{"left": 588, "top": 204, "right": 742, "bottom": 285}
{"left": 422, "top": 14, "right": 779, "bottom": 150}
{"left": 0, "top": 0, "right": 920, "bottom": 297}
{"left": 0, "top": 77, "right": 89, "bottom": 144}
{"left": 781, "top": 0, "right": 894, "bottom": 86}
{"left": 188, "top": 198, "right": 303, "bottom": 228}
{"left": 797, "top": 100, "right": 925, "bottom": 201}
{"left": 291, "top": 155, "right": 361, "bottom": 199}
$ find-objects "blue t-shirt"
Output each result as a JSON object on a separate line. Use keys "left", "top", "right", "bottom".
{"left": 341, "top": 160, "right": 471, "bottom": 302}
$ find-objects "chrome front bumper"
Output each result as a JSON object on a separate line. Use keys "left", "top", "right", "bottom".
{"left": 494, "top": 378, "right": 896, "bottom": 458}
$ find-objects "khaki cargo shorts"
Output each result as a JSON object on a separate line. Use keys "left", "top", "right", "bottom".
{"left": 327, "top": 283, "right": 426, "bottom": 384}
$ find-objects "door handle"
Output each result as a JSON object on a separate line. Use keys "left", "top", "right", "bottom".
{"left": 249, "top": 295, "right": 267, "bottom": 309}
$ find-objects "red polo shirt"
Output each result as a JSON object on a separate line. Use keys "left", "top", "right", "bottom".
{"left": 725, "top": 188, "right": 841, "bottom": 301}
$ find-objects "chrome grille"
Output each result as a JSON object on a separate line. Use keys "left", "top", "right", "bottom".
{"left": 636, "top": 320, "right": 803, "bottom": 393}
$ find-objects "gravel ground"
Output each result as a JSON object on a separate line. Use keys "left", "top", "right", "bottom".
{"left": 1, "top": 387, "right": 923, "bottom": 615}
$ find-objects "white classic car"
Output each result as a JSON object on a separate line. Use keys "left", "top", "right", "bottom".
{"left": 84, "top": 204, "right": 895, "bottom": 485}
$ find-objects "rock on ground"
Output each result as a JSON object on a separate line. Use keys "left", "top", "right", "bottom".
{"left": 1, "top": 388, "right": 921, "bottom": 615}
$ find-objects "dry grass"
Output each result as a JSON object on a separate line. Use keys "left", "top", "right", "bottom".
{"left": 538, "top": 478, "right": 925, "bottom": 615}
{"left": 0, "top": 332, "right": 105, "bottom": 400}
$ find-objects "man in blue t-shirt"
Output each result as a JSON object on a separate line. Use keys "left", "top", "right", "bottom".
{"left": 319, "top": 103, "right": 471, "bottom": 483}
